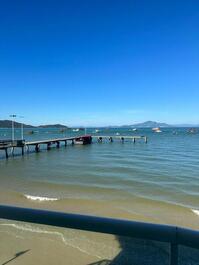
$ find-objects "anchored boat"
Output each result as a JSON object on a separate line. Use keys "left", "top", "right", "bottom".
{"left": 74, "top": 135, "right": 92, "bottom": 145}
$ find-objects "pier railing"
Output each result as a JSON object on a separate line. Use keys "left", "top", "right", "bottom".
{"left": 0, "top": 205, "right": 199, "bottom": 264}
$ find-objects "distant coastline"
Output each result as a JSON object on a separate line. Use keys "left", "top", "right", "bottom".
{"left": 0, "top": 119, "right": 198, "bottom": 128}
{"left": 0, "top": 120, "right": 68, "bottom": 129}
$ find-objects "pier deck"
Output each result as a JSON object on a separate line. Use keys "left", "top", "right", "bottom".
{"left": 25, "top": 136, "right": 76, "bottom": 146}
{"left": 92, "top": 135, "right": 148, "bottom": 143}
{"left": 0, "top": 135, "right": 148, "bottom": 159}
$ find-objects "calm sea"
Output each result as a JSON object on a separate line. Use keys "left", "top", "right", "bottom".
{"left": 0, "top": 127, "right": 199, "bottom": 226}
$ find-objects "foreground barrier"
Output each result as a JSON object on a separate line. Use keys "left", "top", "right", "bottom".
{"left": 0, "top": 205, "right": 198, "bottom": 265}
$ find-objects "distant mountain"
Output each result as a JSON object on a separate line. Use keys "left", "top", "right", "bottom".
{"left": 0, "top": 120, "right": 34, "bottom": 128}
{"left": 0, "top": 120, "right": 68, "bottom": 129}
{"left": 128, "top": 121, "right": 172, "bottom": 128}
{"left": 38, "top": 124, "right": 68, "bottom": 128}
{"left": 173, "top": 124, "right": 199, "bottom": 128}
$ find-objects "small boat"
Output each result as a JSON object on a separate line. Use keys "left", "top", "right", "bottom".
{"left": 27, "top": 130, "right": 35, "bottom": 135}
{"left": 95, "top": 129, "right": 100, "bottom": 133}
{"left": 115, "top": 132, "right": 120, "bottom": 136}
{"left": 152, "top": 127, "right": 162, "bottom": 133}
{"left": 132, "top": 128, "right": 137, "bottom": 132}
{"left": 74, "top": 135, "right": 92, "bottom": 145}
{"left": 155, "top": 129, "right": 162, "bottom": 133}
{"left": 72, "top": 129, "right": 80, "bottom": 132}
{"left": 188, "top": 128, "right": 198, "bottom": 134}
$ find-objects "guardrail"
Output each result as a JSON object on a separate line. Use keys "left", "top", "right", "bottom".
{"left": 0, "top": 205, "right": 199, "bottom": 265}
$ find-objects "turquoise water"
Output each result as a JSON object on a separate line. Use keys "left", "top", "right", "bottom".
{"left": 0, "top": 127, "right": 199, "bottom": 228}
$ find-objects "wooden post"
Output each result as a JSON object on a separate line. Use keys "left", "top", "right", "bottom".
{"left": 145, "top": 137, "right": 148, "bottom": 143}
{"left": 5, "top": 148, "right": 8, "bottom": 159}
{"left": 35, "top": 144, "right": 40, "bottom": 153}
{"left": 47, "top": 142, "right": 51, "bottom": 150}
{"left": 109, "top": 137, "right": 113, "bottom": 142}
{"left": 56, "top": 141, "right": 60, "bottom": 148}
{"left": 98, "top": 137, "right": 102, "bottom": 143}
{"left": 133, "top": 137, "right": 136, "bottom": 143}
{"left": 21, "top": 147, "right": 24, "bottom": 156}
{"left": 65, "top": 140, "right": 67, "bottom": 147}
{"left": 72, "top": 140, "right": 74, "bottom": 145}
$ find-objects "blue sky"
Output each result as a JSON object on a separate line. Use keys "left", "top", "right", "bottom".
{"left": 0, "top": 0, "right": 199, "bottom": 126}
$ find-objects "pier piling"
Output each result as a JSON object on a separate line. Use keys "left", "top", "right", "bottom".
{"left": 35, "top": 144, "right": 40, "bottom": 153}
{"left": 47, "top": 142, "right": 51, "bottom": 150}
{"left": 5, "top": 148, "right": 8, "bottom": 159}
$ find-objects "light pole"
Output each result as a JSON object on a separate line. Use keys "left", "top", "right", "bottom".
{"left": 19, "top": 116, "right": 24, "bottom": 140}
{"left": 9, "top": 114, "right": 16, "bottom": 142}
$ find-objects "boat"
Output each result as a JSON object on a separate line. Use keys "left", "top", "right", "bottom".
{"left": 152, "top": 127, "right": 162, "bottom": 133}
{"left": 27, "top": 130, "right": 35, "bottom": 135}
{"left": 132, "top": 128, "right": 137, "bottom": 132}
{"left": 188, "top": 128, "right": 198, "bottom": 134}
{"left": 74, "top": 135, "right": 92, "bottom": 145}
{"left": 72, "top": 128, "right": 85, "bottom": 132}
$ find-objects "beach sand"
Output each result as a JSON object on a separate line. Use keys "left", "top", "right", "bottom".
{"left": 0, "top": 190, "right": 199, "bottom": 264}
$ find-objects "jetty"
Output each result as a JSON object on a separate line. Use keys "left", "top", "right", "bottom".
{"left": 0, "top": 137, "right": 77, "bottom": 158}
{"left": 93, "top": 135, "right": 148, "bottom": 143}
{"left": 0, "top": 135, "right": 148, "bottom": 159}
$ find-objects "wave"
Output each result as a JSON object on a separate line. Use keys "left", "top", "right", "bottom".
{"left": 192, "top": 209, "right": 199, "bottom": 217}
{"left": 0, "top": 222, "right": 117, "bottom": 259}
{"left": 24, "top": 194, "right": 59, "bottom": 202}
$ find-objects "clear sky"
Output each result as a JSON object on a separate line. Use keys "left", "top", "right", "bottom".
{"left": 0, "top": 0, "right": 199, "bottom": 126}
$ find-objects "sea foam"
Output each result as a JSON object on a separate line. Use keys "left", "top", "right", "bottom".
{"left": 192, "top": 209, "right": 199, "bottom": 217}
{"left": 24, "top": 194, "right": 59, "bottom": 202}
{"left": 0, "top": 223, "right": 113, "bottom": 259}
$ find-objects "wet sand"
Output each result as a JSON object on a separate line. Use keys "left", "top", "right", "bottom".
{"left": 0, "top": 190, "right": 199, "bottom": 264}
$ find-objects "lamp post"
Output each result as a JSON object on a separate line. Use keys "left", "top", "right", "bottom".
{"left": 19, "top": 116, "right": 24, "bottom": 140}
{"left": 9, "top": 114, "right": 16, "bottom": 142}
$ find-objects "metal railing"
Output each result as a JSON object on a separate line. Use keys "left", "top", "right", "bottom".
{"left": 0, "top": 205, "right": 199, "bottom": 265}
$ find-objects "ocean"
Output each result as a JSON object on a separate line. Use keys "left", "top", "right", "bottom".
{"left": 0, "top": 127, "right": 199, "bottom": 264}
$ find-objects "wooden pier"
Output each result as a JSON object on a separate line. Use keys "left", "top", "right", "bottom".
{"left": 0, "top": 135, "right": 148, "bottom": 159}
{"left": 92, "top": 135, "right": 148, "bottom": 143}
{"left": 0, "top": 140, "right": 25, "bottom": 159}
{"left": 25, "top": 136, "right": 77, "bottom": 152}
{"left": 0, "top": 137, "right": 76, "bottom": 159}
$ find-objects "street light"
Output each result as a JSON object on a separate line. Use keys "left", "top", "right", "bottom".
{"left": 19, "top": 116, "right": 24, "bottom": 140}
{"left": 9, "top": 114, "right": 17, "bottom": 142}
